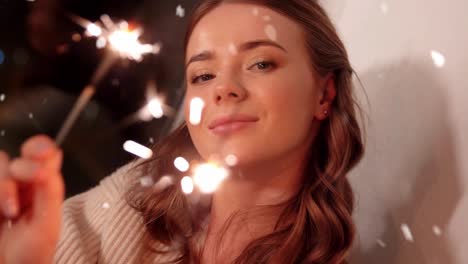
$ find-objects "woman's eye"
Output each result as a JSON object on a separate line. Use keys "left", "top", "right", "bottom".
{"left": 191, "top": 73, "right": 215, "bottom": 84}
{"left": 250, "top": 61, "right": 276, "bottom": 71}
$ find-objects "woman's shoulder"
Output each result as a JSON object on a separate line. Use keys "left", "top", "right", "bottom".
{"left": 54, "top": 159, "right": 158, "bottom": 264}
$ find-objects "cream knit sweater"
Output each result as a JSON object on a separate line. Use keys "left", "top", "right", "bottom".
{"left": 53, "top": 161, "right": 175, "bottom": 264}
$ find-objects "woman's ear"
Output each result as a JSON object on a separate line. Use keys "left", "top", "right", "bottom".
{"left": 314, "top": 74, "right": 337, "bottom": 120}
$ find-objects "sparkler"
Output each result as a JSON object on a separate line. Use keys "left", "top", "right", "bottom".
{"left": 55, "top": 14, "right": 162, "bottom": 145}
{"left": 174, "top": 156, "right": 232, "bottom": 195}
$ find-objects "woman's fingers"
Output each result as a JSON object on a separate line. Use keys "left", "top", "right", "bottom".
{"left": 9, "top": 158, "right": 42, "bottom": 182}
{"left": 0, "top": 179, "right": 19, "bottom": 219}
{"left": 1, "top": 135, "right": 65, "bottom": 226}
{"left": 21, "top": 135, "right": 60, "bottom": 163}
{"left": 32, "top": 150, "right": 64, "bottom": 223}
{"left": 20, "top": 135, "right": 65, "bottom": 225}
{"left": 0, "top": 151, "right": 9, "bottom": 178}
{"left": 0, "top": 151, "right": 20, "bottom": 219}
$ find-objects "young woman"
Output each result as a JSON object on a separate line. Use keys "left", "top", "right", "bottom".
{"left": 0, "top": 0, "right": 364, "bottom": 263}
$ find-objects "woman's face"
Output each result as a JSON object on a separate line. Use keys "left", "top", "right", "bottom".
{"left": 184, "top": 3, "right": 327, "bottom": 167}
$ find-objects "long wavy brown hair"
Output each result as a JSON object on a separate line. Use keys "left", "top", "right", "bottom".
{"left": 127, "top": 0, "right": 365, "bottom": 263}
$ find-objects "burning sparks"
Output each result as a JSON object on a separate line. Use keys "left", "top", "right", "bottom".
{"left": 228, "top": 43, "right": 238, "bottom": 55}
{"left": 400, "top": 223, "right": 414, "bottom": 242}
{"left": 181, "top": 176, "right": 194, "bottom": 194}
{"left": 265, "top": 25, "right": 277, "bottom": 41}
{"left": 102, "top": 202, "right": 110, "bottom": 209}
{"left": 0, "top": 94, "right": 5, "bottom": 102}
{"left": 376, "top": 239, "right": 387, "bottom": 248}
{"left": 192, "top": 163, "right": 229, "bottom": 193}
{"left": 108, "top": 29, "right": 159, "bottom": 61}
{"left": 147, "top": 98, "right": 164, "bottom": 119}
{"left": 224, "top": 154, "right": 238, "bottom": 167}
{"left": 252, "top": 8, "right": 259, "bottom": 16}
{"left": 174, "top": 157, "right": 190, "bottom": 172}
{"left": 74, "top": 14, "right": 161, "bottom": 62}
{"left": 86, "top": 23, "right": 103, "bottom": 37}
{"left": 189, "top": 97, "right": 205, "bottom": 125}
{"left": 123, "top": 140, "right": 153, "bottom": 159}
{"left": 154, "top": 175, "right": 174, "bottom": 191}
{"left": 431, "top": 50, "right": 446, "bottom": 68}
{"left": 140, "top": 176, "right": 154, "bottom": 187}
{"left": 433, "top": 225, "right": 443, "bottom": 236}
{"left": 176, "top": 5, "right": 185, "bottom": 18}
{"left": 380, "top": 2, "right": 389, "bottom": 14}
{"left": 96, "top": 37, "right": 107, "bottom": 49}
{"left": 56, "top": 14, "right": 162, "bottom": 145}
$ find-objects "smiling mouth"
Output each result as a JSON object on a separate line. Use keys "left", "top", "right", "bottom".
{"left": 208, "top": 115, "right": 259, "bottom": 135}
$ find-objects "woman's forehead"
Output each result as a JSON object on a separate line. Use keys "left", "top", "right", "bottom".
{"left": 186, "top": 3, "right": 303, "bottom": 57}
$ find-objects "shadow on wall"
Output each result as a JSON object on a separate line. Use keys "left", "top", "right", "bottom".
{"left": 349, "top": 58, "right": 463, "bottom": 264}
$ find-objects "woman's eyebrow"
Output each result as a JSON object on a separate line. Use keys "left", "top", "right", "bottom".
{"left": 239, "top": 39, "right": 288, "bottom": 53}
{"left": 185, "top": 39, "right": 287, "bottom": 70}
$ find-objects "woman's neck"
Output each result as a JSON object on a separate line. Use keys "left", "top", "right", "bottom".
{"left": 201, "top": 155, "right": 306, "bottom": 262}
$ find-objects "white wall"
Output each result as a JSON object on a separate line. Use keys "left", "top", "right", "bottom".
{"left": 319, "top": 1, "right": 468, "bottom": 263}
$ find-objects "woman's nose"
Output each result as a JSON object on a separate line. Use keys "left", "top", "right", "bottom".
{"left": 213, "top": 77, "right": 248, "bottom": 105}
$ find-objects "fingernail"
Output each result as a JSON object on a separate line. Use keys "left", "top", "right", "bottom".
{"left": 2, "top": 198, "right": 19, "bottom": 218}
{"left": 32, "top": 140, "right": 51, "bottom": 153}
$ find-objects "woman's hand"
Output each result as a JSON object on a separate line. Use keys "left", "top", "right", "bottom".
{"left": 0, "top": 135, "right": 64, "bottom": 264}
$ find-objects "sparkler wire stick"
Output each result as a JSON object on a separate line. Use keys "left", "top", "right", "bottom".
{"left": 55, "top": 52, "right": 117, "bottom": 145}
{"left": 55, "top": 14, "right": 161, "bottom": 145}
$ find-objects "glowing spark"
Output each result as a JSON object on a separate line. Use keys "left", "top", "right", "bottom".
{"left": 56, "top": 14, "right": 161, "bottom": 145}
{"left": 431, "top": 50, "right": 446, "bottom": 68}
{"left": 380, "top": 2, "right": 389, "bottom": 14}
{"left": 0, "top": 130, "right": 5, "bottom": 136}
{"left": 228, "top": 43, "right": 238, "bottom": 55}
{"left": 376, "top": 239, "right": 387, "bottom": 248}
{"left": 433, "top": 225, "right": 443, "bottom": 236}
{"left": 102, "top": 202, "right": 110, "bottom": 209}
{"left": 193, "top": 163, "right": 229, "bottom": 193}
{"left": 176, "top": 5, "right": 185, "bottom": 18}
{"left": 86, "top": 23, "right": 103, "bottom": 37}
{"left": 174, "top": 157, "right": 190, "bottom": 172}
{"left": 154, "top": 175, "right": 174, "bottom": 191}
{"left": 123, "top": 140, "right": 153, "bottom": 159}
{"left": 140, "top": 176, "right": 154, "bottom": 187}
{"left": 28, "top": 113, "right": 34, "bottom": 119}
{"left": 148, "top": 98, "right": 164, "bottom": 118}
{"left": 224, "top": 154, "right": 238, "bottom": 167}
{"left": 96, "top": 36, "right": 107, "bottom": 49}
{"left": 0, "top": 94, "right": 5, "bottom": 102}
{"left": 265, "top": 25, "right": 277, "bottom": 41}
{"left": 72, "top": 33, "right": 82, "bottom": 42}
{"left": 108, "top": 29, "right": 152, "bottom": 61}
{"left": 189, "top": 97, "right": 205, "bottom": 125}
{"left": 149, "top": 137, "right": 154, "bottom": 144}
{"left": 181, "top": 176, "right": 194, "bottom": 194}
{"left": 400, "top": 223, "right": 414, "bottom": 242}
{"left": 252, "top": 8, "right": 259, "bottom": 16}
{"left": 74, "top": 14, "right": 161, "bottom": 61}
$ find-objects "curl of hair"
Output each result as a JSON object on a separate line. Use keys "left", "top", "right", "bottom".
{"left": 127, "top": 0, "right": 365, "bottom": 263}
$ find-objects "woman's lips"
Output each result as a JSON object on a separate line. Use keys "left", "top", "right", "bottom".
{"left": 208, "top": 114, "right": 259, "bottom": 135}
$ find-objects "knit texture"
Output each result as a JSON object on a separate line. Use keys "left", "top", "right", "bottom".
{"left": 53, "top": 161, "right": 174, "bottom": 264}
